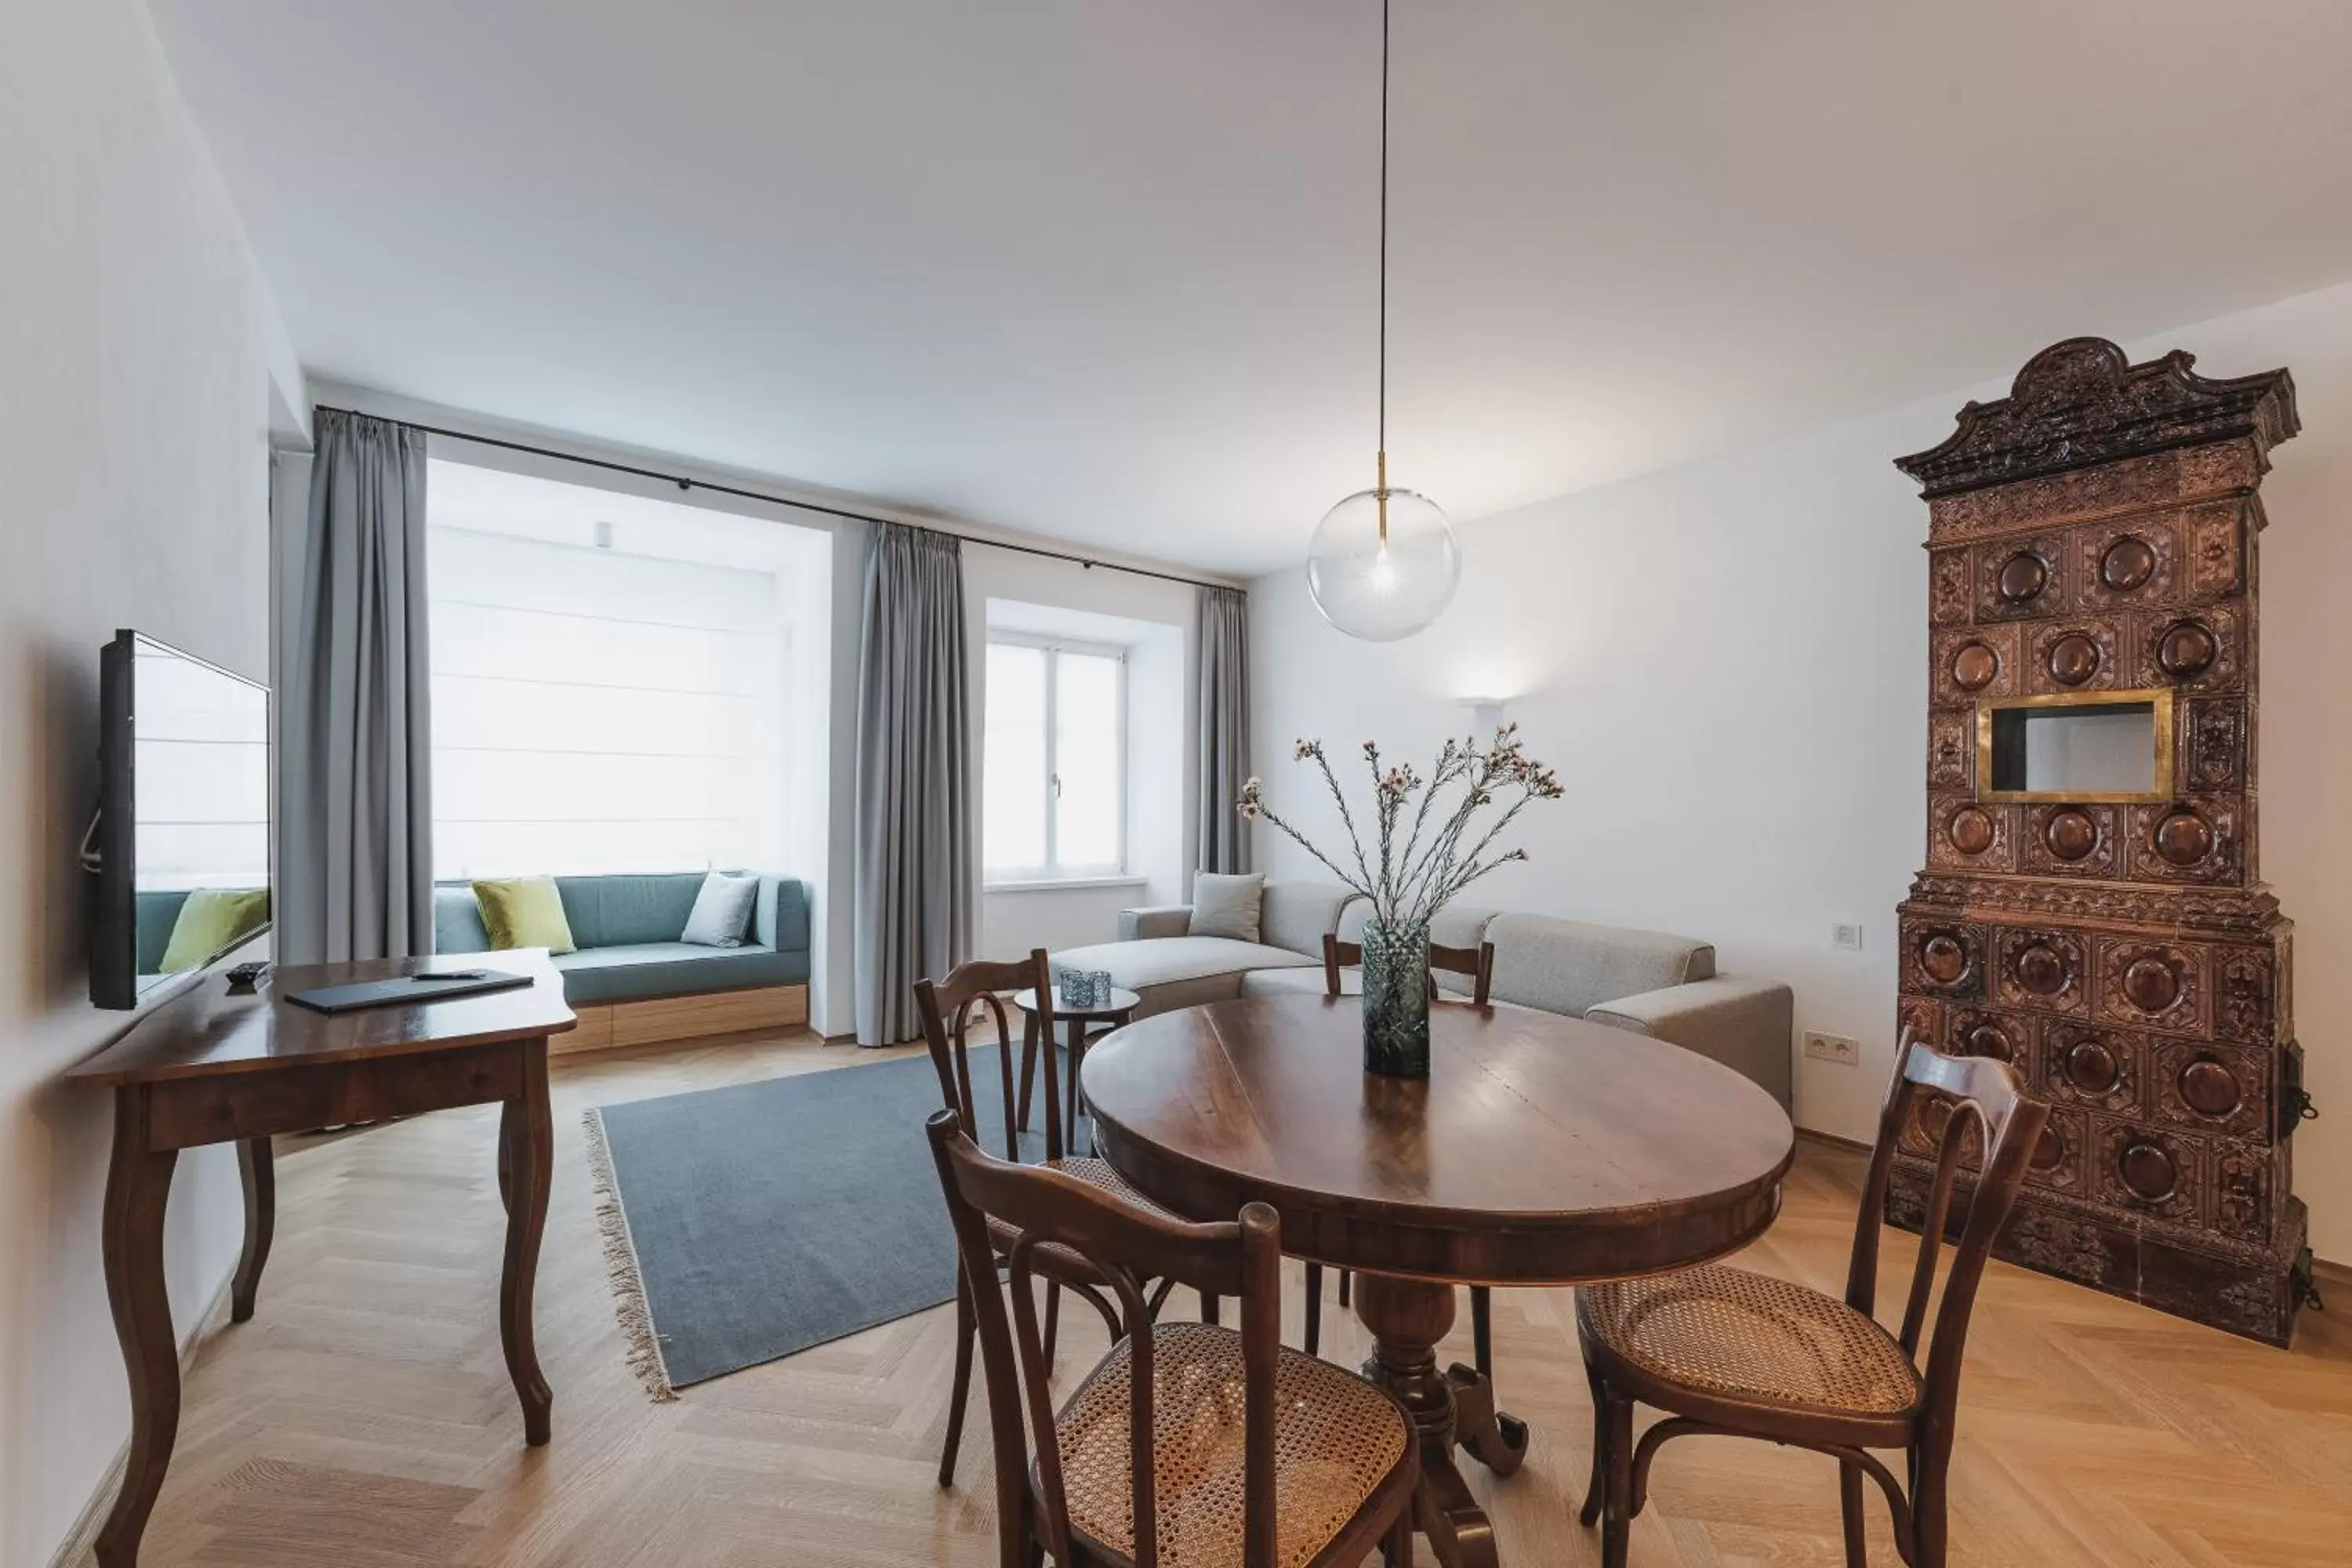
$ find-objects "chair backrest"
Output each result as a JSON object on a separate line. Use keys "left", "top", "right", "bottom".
{"left": 915, "top": 951, "right": 1060, "bottom": 1163}
{"left": 1323, "top": 933, "right": 1495, "bottom": 1006}
{"left": 1322, "top": 934, "right": 1356, "bottom": 997}
{"left": 1848, "top": 1028, "right": 2049, "bottom": 1449}
{"left": 926, "top": 1109, "right": 1285, "bottom": 1568}
{"left": 1428, "top": 940, "right": 1495, "bottom": 1006}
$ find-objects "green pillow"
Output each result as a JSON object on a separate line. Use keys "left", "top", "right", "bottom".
{"left": 472, "top": 877, "right": 577, "bottom": 956}
{"left": 158, "top": 887, "right": 271, "bottom": 973}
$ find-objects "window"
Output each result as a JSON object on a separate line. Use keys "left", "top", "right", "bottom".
{"left": 424, "top": 459, "right": 829, "bottom": 882}
{"left": 985, "top": 637, "right": 1125, "bottom": 880}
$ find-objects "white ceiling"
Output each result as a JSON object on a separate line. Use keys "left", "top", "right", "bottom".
{"left": 151, "top": 1, "right": 2352, "bottom": 575}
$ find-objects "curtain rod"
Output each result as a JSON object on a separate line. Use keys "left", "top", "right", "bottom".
{"left": 311, "top": 404, "right": 1237, "bottom": 593}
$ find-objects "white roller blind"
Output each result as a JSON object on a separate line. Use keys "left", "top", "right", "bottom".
{"left": 134, "top": 641, "right": 269, "bottom": 891}
{"left": 428, "top": 527, "right": 785, "bottom": 877}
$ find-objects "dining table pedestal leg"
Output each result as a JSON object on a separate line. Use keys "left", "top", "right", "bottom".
{"left": 1451, "top": 1360, "right": 1530, "bottom": 1477}
{"left": 1356, "top": 1272, "right": 1510, "bottom": 1568}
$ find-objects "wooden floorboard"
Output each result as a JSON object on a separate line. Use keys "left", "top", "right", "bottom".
{"left": 96, "top": 1033, "right": 2352, "bottom": 1566}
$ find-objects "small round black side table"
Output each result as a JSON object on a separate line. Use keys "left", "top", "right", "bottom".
{"left": 1011, "top": 984, "right": 1140, "bottom": 1152}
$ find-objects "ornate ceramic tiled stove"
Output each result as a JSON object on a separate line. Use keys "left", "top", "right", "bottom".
{"left": 1890, "top": 337, "right": 2317, "bottom": 1345}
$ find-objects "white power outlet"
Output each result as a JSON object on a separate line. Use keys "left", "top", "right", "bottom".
{"left": 1803, "top": 1030, "right": 1860, "bottom": 1065}
{"left": 1831, "top": 923, "right": 1864, "bottom": 952}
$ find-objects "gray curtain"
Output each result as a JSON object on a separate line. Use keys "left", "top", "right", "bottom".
{"left": 1195, "top": 584, "right": 1252, "bottom": 874}
{"left": 281, "top": 410, "right": 434, "bottom": 964}
{"left": 853, "top": 523, "right": 973, "bottom": 1044}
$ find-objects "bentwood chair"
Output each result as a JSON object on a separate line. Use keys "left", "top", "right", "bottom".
{"left": 1574, "top": 1029, "right": 2049, "bottom": 1568}
{"left": 1316, "top": 933, "right": 1498, "bottom": 1007}
{"left": 924, "top": 1108, "right": 1421, "bottom": 1567}
{"left": 1303, "top": 933, "right": 1498, "bottom": 1365}
{"left": 921, "top": 953, "right": 1198, "bottom": 1486}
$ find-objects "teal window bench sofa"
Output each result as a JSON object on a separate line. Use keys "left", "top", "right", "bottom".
{"left": 434, "top": 872, "right": 811, "bottom": 1051}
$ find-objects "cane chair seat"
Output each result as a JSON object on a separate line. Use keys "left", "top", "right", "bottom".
{"left": 1048, "top": 1156, "right": 1177, "bottom": 1215}
{"left": 1050, "top": 1320, "right": 1414, "bottom": 1568}
{"left": 1577, "top": 1263, "right": 1922, "bottom": 1419}
{"left": 987, "top": 1158, "right": 1175, "bottom": 1252}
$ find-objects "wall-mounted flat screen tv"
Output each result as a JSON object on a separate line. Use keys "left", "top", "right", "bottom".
{"left": 90, "top": 631, "right": 271, "bottom": 1009}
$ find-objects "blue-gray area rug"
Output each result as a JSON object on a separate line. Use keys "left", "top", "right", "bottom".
{"left": 583, "top": 1047, "right": 1042, "bottom": 1398}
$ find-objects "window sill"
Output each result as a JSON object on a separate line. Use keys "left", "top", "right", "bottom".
{"left": 985, "top": 875, "right": 1148, "bottom": 895}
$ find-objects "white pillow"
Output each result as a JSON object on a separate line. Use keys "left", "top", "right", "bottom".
{"left": 681, "top": 871, "right": 760, "bottom": 948}
{"left": 1189, "top": 873, "right": 1265, "bottom": 944}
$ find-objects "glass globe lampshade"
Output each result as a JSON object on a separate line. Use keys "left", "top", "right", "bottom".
{"left": 1305, "top": 483, "right": 1461, "bottom": 641}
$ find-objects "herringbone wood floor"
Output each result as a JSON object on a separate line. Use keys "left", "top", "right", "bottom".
{"left": 104, "top": 1032, "right": 2352, "bottom": 1567}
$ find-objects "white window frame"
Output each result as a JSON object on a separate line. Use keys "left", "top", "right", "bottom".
{"left": 985, "top": 631, "right": 1128, "bottom": 882}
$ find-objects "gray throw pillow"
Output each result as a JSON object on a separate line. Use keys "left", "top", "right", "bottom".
{"left": 1189, "top": 872, "right": 1265, "bottom": 944}
{"left": 680, "top": 871, "right": 760, "bottom": 948}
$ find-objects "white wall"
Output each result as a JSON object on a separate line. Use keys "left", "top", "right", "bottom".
{"left": 984, "top": 882, "right": 1152, "bottom": 957}
{"left": 0, "top": 2, "right": 307, "bottom": 1563}
{"left": 1250, "top": 278, "right": 2352, "bottom": 1265}
{"left": 965, "top": 548, "right": 1206, "bottom": 959}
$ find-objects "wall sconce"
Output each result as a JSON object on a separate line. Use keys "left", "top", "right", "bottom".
{"left": 1460, "top": 697, "right": 1508, "bottom": 735}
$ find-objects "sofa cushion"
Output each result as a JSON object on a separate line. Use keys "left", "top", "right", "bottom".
{"left": 1337, "top": 902, "right": 1499, "bottom": 950}
{"left": 474, "top": 876, "right": 578, "bottom": 955}
{"left": 1189, "top": 873, "right": 1265, "bottom": 943}
{"left": 439, "top": 873, "right": 812, "bottom": 960}
{"left": 557, "top": 873, "right": 708, "bottom": 948}
{"left": 552, "top": 941, "right": 805, "bottom": 1005}
{"left": 159, "top": 887, "right": 270, "bottom": 974}
{"left": 681, "top": 870, "right": 760, "bottom": 947}
{"left": 1054, "top": 935, "right": 1317, "bottom": 1018}
{"left": 1239, "top": 964, "right": 1356, "bottom": 999}
{"left": 1483, "top": 913, "right": 1715, "bottom": 1019}
{"left": 1261, "top": 881, "right": 1359, "bottom": 959}
{"left": 435, "top": 884, "right": 492, "bottom": 955}
{"left": 135, "top": 889, "right": 195, "bottom": 977}
{"left": 1056, "top": 936, "right": 1318, "bottom": 991}
{"left": 1123, "top": 971, "right": 1256, "bottom": 1017}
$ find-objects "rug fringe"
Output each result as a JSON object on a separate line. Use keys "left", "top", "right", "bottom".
{"left": 581, "top": 1107, "right": 680, "bottom": 1403}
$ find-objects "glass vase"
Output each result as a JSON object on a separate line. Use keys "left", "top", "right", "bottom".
{"left": 1359, "top": 916, "right": 1432, "bottom": 1077}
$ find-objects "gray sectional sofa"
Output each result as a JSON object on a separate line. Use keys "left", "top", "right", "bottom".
{"left": 1051, "top": 879, "right": 1792, "bottom": 1108}
{"left": 434, "top": 873, "right": 810, "bottom": 1007}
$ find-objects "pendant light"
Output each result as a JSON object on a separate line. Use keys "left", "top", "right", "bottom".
{"left": 1306, "top": 0, "right": 1460, "bottom": 642}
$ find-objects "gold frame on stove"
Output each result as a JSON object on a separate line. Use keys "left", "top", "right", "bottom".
{"left": 1974, "top": 687, "right": 2177, "bottom": 804}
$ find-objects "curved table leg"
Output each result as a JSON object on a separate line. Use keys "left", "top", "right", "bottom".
{"left": 97, "top": 1086, "right": 181, "bottom": 1568}
{"left": 498, "top": 1040, "right": 554, "bottom": 1446}
{"left": 1355, "top": 1272, "right": 1502, "bottom": 1568}
{"left": 231, "top": 1135, "right": 274, "bottom": 1323}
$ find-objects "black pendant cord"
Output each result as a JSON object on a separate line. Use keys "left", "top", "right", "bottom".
{"left": 1378, "top": 0, "right": 1389, "bottom": 466}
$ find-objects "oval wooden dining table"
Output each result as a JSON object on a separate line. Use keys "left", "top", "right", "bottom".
{"left": 1081, "top": 993, "right": 1795, "bottom": 1568}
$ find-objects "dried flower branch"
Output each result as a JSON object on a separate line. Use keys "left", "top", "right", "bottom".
{"left": 1237, "top": 724, "right": 1562, "bottom": 930}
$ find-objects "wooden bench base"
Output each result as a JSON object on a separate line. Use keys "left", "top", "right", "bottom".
{"left": 551, "top": 982, "right": 809, "bottom": 1055}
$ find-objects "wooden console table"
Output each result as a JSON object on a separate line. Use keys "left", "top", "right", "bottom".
{"left": 67, "top": 950, "right": 576, "bottom": 1567}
